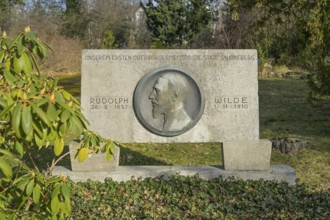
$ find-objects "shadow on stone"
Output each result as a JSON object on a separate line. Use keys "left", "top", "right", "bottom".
{"left": 210, "top": 165, "right": 224, "bottom": 169}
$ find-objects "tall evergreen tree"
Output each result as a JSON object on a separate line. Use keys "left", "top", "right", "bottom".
{"left": 141, "top": 0, "right": 217, "bottom": 48}
{"left": 61, "top": 0, "right": 89, "bottom": 39}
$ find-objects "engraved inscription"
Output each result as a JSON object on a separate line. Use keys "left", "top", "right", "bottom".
{"left": 84, "top": 54, "right": 255, "bottom": 62}
{"left": 213, "top": 96, "right": 249, "bottom": 110}
{"left": 89, "top": 97, "right": 129, "bottom": 110}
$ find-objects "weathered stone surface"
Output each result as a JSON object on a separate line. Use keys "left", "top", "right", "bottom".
{"left": 78, "top": 49, "right": 279, "bottom": 171}
{"left": 69, "top": 141, "right": 120, "bottom": 172}
{"left": 222, "top": 139, "right": 272, "bottom": 170}
{"left": 81, "top": 50, "right": 259, "bottom": 143}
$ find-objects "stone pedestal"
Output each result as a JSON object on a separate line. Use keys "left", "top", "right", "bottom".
{"left": 222, "top": 140, "right": 272, "bottom": 170}
{"left": 69, "top": 141, "right": 120, "bottom": 172}
{"left": 53, "top": 165, "right": 296, "bottom": 185}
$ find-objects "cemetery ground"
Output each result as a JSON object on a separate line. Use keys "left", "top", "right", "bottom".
{"left": 27, "top": 75, "right": 329, "bottom": 218}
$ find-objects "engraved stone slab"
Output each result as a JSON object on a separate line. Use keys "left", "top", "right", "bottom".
{"left": 81, "top": 50, "right": 260, "bottom": 143}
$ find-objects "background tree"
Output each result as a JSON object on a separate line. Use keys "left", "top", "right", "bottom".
{"left": 2, "top": 0, "right": 84, "bottom": 75}
{"left": 227, "top": 0, "right": 330, "bottom": 97}
{"left": 129, "top": 6, "right": 153, "bottom": 48}
{"left": 141, "top": 0, "right": 217, "bottom": 48}
{"left": 61, "top": 0, "right": 89, "bottom": 40}
{"left": 60, "top": 0, "right": 135, "bottom": 49}
{"left": 101, "top": 29, "right": 117, "bottom": 49}
{"left": 89, "top": 0, "right": 134, "bottom": 48}
{"left": 0, "top": 0, "right": 25, "bottom": 32}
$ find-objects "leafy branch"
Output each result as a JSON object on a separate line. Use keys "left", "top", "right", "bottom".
{"left": 0, "top": 28, "right": 118, "bottom": 219}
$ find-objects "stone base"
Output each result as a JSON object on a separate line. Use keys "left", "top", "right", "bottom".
{"left": 53, "top": 165, "right": 296, "bottom": 185}
{"left": 222, "top": 139, "right": 272, "bottom": 170}
{"left": 69, "top": 142, "right": 120, "bottom": 172}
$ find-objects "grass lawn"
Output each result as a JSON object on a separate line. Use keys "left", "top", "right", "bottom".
{"left": 57, "top": 76, "right": 330, "bottom": 189}
{"left": 259, "top": 78, "right": 330, "bottom": 188}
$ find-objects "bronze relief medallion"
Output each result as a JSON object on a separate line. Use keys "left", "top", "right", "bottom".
{"left": 133, "top": 66, "right": 205, "bottom": 137}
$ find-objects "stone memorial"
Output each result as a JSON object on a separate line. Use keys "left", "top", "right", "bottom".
{"left": 80, "top": 49, "right": 271, "bottom": 171}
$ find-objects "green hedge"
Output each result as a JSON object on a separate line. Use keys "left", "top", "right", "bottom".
{"left": 70, "top": 175, "right": 329, "bottom": 219}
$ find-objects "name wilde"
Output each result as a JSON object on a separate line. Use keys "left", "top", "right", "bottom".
{"left": 214, "top": 97, "right": 248, "bottom": 104}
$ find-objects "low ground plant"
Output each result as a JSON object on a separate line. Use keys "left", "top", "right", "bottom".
{"left": 70, "top": 176, "right": 329, "bottom": 219}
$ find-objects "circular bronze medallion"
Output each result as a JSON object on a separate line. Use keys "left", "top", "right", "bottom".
{"left": 133, "top": 66, "right": 205, "bottom": 137}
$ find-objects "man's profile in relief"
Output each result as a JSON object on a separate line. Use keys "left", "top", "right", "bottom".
{"left": 149, "top": 72, "right": 192, "bottom": 131}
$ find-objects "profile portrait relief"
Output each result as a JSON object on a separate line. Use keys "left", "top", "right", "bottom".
{"left": 134, "top": 66, "right": 205, "bottom": 137}
{"left": 149, "top": 73, "right": 192, "bottom": 132}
